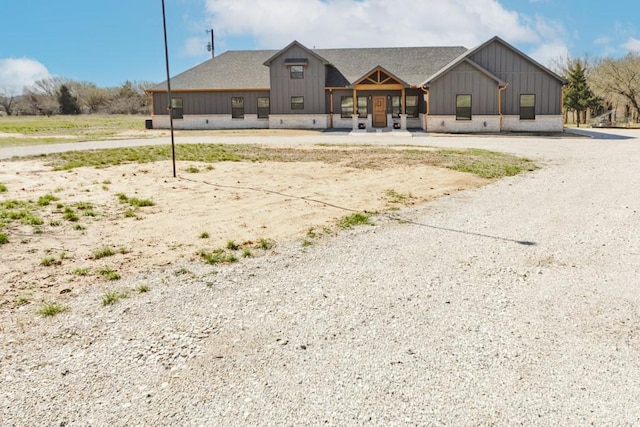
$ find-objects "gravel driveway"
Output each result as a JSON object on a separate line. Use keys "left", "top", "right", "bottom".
{"left": 2, "top": 129, "right": 640, "bottom": 425}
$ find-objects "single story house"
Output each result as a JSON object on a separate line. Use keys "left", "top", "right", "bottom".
{"left": 148, "top": 36, "right": 566, "bottom": 133}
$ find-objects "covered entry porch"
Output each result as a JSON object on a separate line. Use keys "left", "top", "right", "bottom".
{"left": 337, "top": 66, "right": 416, "bottom": 131}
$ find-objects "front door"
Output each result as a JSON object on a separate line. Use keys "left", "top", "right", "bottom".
{"left": 373, "top": 96, "right": 386, "bottom": 128}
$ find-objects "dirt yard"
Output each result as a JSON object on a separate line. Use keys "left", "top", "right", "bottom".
{"left": 0, "top": 149, "right": 488, "bottom": 309}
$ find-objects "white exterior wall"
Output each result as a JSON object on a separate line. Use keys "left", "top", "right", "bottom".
{"left": 269, "top": 114, "right": 328, "bottom": 129}
{"left": 427, "top": 115, "right": 500, "bottom": 133}
{"left": 152, "top": 114, "right": 269, "bottom": 130}
{"left": 502, "top": 115, "right": 563, "bottom": 132}
{"left": 332, "top": 114, "right": 354, "bottom": 129}
{"left": 407, "top": 117, "right": 422, "bottom": 129}
{"left": 418, "top": 113, "right": 427, "bottom": 130}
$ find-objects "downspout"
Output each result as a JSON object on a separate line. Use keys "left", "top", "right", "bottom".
{"left": 420, "top": 85, "right": 430, "bottom": 131}
{"left": 498, "top": 83, "right": 509, "bottom": 132}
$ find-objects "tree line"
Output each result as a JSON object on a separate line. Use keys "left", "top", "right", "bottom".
{"left": 559, "top": 52, "right": 640, "bottom": 126}
{"left": 0, "top": 78, "right": 155, "bottom": 116}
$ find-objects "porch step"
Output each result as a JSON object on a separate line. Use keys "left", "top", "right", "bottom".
{"left": 349, "top": 129, "right": 412, "bottom": 137}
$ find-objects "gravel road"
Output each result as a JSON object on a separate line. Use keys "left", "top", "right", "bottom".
{"left": 2, "top": 129, "right": 640, "bottom": 425}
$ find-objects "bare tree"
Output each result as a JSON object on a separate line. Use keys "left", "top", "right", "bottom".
{"left": 106, "top": 80, "right": 153, "bottom": 114}
{"left": 0, "top": 85, "right": 18, "bottom": 115}
{"left": 591, "top": 53, "right": 640, "bottom": 122}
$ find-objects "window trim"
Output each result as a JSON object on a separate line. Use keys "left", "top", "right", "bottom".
{"left": 391, "top": 96, "right": 401, "bottom": 118}
{"left": 290, "top": 65, "right": 304, "bottom": 79}
{"left": 341, "top": 96, "right": 353, "bottom": 118}
{"left": 520, "top": 94, "right": 536, "bottom": 120}
{"left": 405, "top": 95, "right": 418, "bottom": 118}
{"left": 257, "top": 97, "right": 270, "bottom": 119}
{"left": 291, "top": 96, "right": 304, "bottom": 110}
{"left": 231, "top": 97, "right": 244, "bottom": 119}
{"left": 170, "top": 97, "right": 183, "bottom": 120}
{"left": 357, "top": 96, "right": 368, "bottom": 119}
{"left": 456, "top": 94, "right": 472, "bottom": 120}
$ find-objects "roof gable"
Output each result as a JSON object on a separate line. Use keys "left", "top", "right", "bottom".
{"left": 422, "top": 36, "right": 566, "bottom": 88}
{"left": 424, "top": 58, "right": 505, "bottom": 87}
{"left": 352, "top": 65, "right": 409, "bottom": 87}
{"left": 263, "top": 40, "right": 330, "bottom": 66}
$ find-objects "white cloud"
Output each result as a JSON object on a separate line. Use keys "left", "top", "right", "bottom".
{"left": 623, "top": 37, "right": 640, "bottom": 52}
{"left": 0, "top": 58, "right": 51, "bottom": 95}
{"left": 182, "top": 36, "right": 210, "bottom": 58}
{"left": 203, "top": 0, "right": 543, "bottom": 50}
{"left": 528, "top": 41, "right": 570, "bottom": 68}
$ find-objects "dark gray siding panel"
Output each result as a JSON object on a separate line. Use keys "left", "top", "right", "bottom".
{"left": 269, "top": 45, "right": 326, "bottom": 114}
{"left": 470, "top": 41, "right": 562, "bottom": 115}
{"left": 429, "top": 62, "right": 498, "bottom": 115}
{"left": 152, "top": 91, "right": 270, "bottom": 115}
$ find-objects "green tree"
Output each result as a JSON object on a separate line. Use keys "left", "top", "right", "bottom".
{"left": 58, "top": 84, "right": 80, "bottom": 114}
{"left": 564, "top": 59, "right": 598, "bottom": 127}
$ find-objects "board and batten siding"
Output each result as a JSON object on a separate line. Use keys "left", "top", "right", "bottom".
{"left": 428, "top": 61, "right": 499, "bottom": 115}
{"left": 152, "top": 91, "right": 270, "bottom": 116}
{"left": 268, "top": 45, "right": 326, "bottom": 114}
{"left": 469, "top": 40, "right": 563, "bottom": 115}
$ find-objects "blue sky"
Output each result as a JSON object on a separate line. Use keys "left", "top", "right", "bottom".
{"left": 1, "top": 0, "right": 639, "bottom": 93}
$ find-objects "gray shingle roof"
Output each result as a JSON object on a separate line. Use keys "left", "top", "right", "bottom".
{"left": 149, "top": 44, "right": 468, "bottom": 91}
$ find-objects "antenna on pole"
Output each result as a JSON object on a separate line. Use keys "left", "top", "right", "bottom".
{"left": 206, "top": 28, "right": 214, "bottom": 58}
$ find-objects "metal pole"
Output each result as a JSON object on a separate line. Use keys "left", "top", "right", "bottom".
{"left": 207, "top": 28, "right": 214, "bottom": 58}
{"left": 161, "top": 0, "right": 176, "bottom": 178}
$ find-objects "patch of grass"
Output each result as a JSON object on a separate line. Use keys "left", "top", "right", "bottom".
{"left": 0, "top": 183, "right": 7, "bottom": 193}
{"left": 174, "top": 267, "right": 193, "bottom": 276}
{"left": 40, "top": 256, "right": 62, "bottom": 266}
{"left": 185, "top": 165, "right": 200, "bottom": 173}
{"left": 99, "top": 267, "right": 121, "bottom": 281}
{"left": 75, "top": 201, "right": 93, "bottom": 210}
{"left": 23, "top": 142, "right": 535, "bottom": 180}
{"left": 198, "top": 248, "right": 238, "bottom": 265}
{"left": 37, "top": 194, "right": 59, "bottom": 206}
{"left": 338, "top": 212, "right": 373, "bottom": 229}
{"left": 0, "top": 115, "right": 147, "bottom": 147}
{"left": 199, "top": 231, "right": 209, "bottom": 239}
{"left": 101, "top": 290, "right": 128, "bottom": 306}
{"left": 14, "top": 296, "right": 30, "bottom": 306}
{"left": 0, "top": 233, "right": 8, "bottom": 244}
{"left": 255, "top": 238, "right": 274, "bottom": 250}
{"left": 302, "top": 239, "right": 313, "bottom": 247}
{"left": 226, "top": 240, "right": 240, "bottom": 250}
{"left": 128, "top": 197, "right": 154, "bottom": 207}
{"left": 102, "top": 180, "right": 112, "bottom": 185}
{"left": 37, "top": 301, "right": 68, "bottom": 317}
{"left": 385, "top": 189, "right": 414, "bottom": 204}
{"left": 73, "top": 223, "right": 85, "bottom": 230}
{"left": 63, "top": 207, "right": 79, "bottom": 222}
{"left": 137, "top": 284, "right": 150, "bottom": 293}
{"left": 117, "top": 193, "right": 155, "bottom": 208}
{"left": 306, "top": 227, "right": 317, "bottom": 239}
{"left": 123, "top": 209, "right": 137, "bottom": 218}
{"left": 72, "top": 267, "right": 89, "bottom": 276}
{"left": 242, "top": 248, "right": 252, "bottom": 258}
{"left": 49, "top": 219, "right": 62, "bottom": 227}
{"left": 22, "top": 213, "right": 44, "bottom": 226}
{"left": 93, "top": 246, "right": 115, "bottom": 260}
{"left": 435, "top": 148, "right": 537, "bottom": 179}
